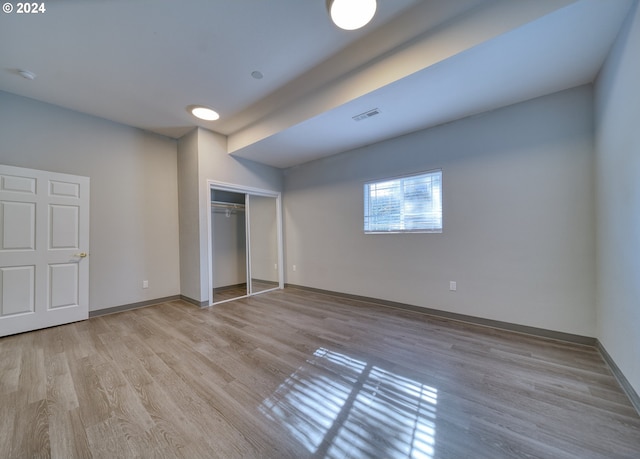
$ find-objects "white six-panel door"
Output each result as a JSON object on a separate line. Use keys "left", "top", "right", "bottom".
{"left": 0, "top": 165, "right": 89, "bottom": 337}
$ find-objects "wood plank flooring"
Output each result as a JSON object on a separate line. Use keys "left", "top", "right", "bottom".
{"left": 1, "top": 287, "right": 639, "bottom": 458}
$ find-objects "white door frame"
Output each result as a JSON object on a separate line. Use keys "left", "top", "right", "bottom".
{"left": 206, "top": 180, "right": 283, "bottom": 307}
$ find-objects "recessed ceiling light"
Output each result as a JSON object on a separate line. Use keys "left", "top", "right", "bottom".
{"left": 327, "top": 0, "right": 377, "bottom": 31}
{"left": 189, "top": 105, "right": 220, "bottom": 121}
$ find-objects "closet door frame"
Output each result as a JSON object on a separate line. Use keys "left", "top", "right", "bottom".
{"left": 206, "top": 180, "right": 283, "bottom": 307}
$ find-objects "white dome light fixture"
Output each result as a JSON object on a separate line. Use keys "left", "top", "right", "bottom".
{"left": 327, "top": 0, "right": 377, "bottom": 31}
{"left": 189, "top": 105, "right": 220, "bottom": 121}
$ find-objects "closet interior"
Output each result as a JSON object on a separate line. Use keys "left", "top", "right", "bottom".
{"left": 210, "top": 187, "right": 282, "bottom": 305}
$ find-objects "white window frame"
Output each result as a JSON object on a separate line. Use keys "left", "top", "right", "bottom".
{"left": 364, "top": 169, "right": 443, "bottom": 234}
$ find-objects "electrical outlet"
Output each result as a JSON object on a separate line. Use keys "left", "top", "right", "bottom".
{"left": 143, "top": 280, "right": 149, "bottom": 289}
{"left": 274, "top": 263, "right": 278, "bottom": 270}
{"left": 449, "top": 281, "right": 457, "bottom": 291}
{"left": 293, "top": 265, "right": 297, "bottom": 272}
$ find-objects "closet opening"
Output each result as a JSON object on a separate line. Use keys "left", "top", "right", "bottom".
{"left": 211, "top": 190, "right": 247, "bottom": 303}
{"left": 208, "top": 181, "right": 283, "bottom": 306}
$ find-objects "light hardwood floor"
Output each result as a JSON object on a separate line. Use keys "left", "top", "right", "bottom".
{"left": 1, "top": 287, "right": 639, "bottom": 458}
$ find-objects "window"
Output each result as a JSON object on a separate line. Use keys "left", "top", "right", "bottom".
{"left": 364, "top": 170, "right": 442, "bottom": 233}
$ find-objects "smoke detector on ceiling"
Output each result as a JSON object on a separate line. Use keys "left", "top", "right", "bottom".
{"left": 352, "top": 108, "right": 380, "bottom": 122}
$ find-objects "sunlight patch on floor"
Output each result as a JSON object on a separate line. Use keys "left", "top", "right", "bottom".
{"left": 260, "top": 347, "right": 438, "bottom": 458}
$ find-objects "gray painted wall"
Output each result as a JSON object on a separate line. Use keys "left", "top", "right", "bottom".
{"left": 0, "top": 91, "right": 180, "bottom": 311}
{"left": 594, "top": 1, "right": 640, "bottom": 396}
{"left": 177, "top": 129, "right": 201, "bottom": 302}
{"left": 177, "top": 127, "right": 283, "bottom": 303}
{"left": 198, "top": 128, "right": 283, "bottom": 193}
{"left": 284, "top": 85, "right": 596, "bottom": 336}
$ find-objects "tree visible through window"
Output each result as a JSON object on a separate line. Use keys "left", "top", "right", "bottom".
{"left": 364, "top": 170, "right": 442, "bottom": 233}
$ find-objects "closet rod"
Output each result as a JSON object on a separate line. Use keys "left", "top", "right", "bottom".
{"left": 211, "top": 201, "right": 245, "bottom": 210}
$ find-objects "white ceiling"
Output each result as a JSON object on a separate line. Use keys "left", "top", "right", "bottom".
{"left": 0, "top": 0, "right": 633, "bottom": 168}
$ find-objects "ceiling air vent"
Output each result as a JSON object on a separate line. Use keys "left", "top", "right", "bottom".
{"left": 352, "top": 108, "right": 380, "bottom": 122}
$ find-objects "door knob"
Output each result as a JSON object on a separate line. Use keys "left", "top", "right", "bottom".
{"left": 75, "top": 252, "right": 88, "bottom": 258}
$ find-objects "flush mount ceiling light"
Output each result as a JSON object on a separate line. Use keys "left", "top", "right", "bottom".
{"left": 188, "top": 105, "right": 220, "bottom": 121}
{"left": 326, "top": 0, "right": 377, "bottom": 30}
